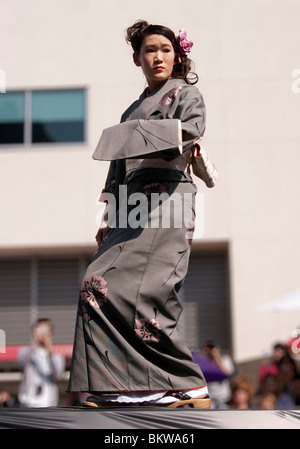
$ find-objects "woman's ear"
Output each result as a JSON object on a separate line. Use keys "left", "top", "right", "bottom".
{"left": 174, "top": 53, "right": 181, "bottom": 65}
{"left": 133, "top": 52, "right": 141, "bottom": 67}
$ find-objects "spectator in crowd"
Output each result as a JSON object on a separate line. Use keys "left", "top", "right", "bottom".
{"left": 290, "top": 374, "right": 300, "bottom": 407}
{"left": 17, "top": 318, "right": 65, "bottom": 408}
{"left": 255, "top": 392, "right": 277, "bottom": 410}
{"left": 0, "top": 390, "right": 15, "bottom": 408}
{"left": 228, "top": 375, "right": 255, "bottom": 409}
{"left": 256, "top": 338, "right": 300, "bottom": 409}
{"left": 258, "top": 342, "right": 287, "bottom": 382}
{"left": 255, "top": 373, "right": 295, "bottom": 410}
{"left": 193, "top": 340, "right": 235, "bottom": 409}
{"left": 277, "top": 353, "right": 298, "bottom": 406}
{"left": 277, "top": 353, "right": 297, "bottom": 386}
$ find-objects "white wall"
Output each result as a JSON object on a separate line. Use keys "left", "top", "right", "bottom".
{"left": 0, "top": 0, "right": 300, "bottom": 362}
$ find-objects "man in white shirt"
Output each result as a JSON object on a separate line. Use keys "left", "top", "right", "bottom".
{"left": 17, "top": 319, "right": 65, "bottom": 408}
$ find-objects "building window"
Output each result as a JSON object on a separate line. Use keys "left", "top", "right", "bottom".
{"left": 32, "top": 90, "right": 85, "bottom": 143}
{"left": 0, "top": 92, "right": 25, "bottom": 144}
{"left": 0, "top": 88, "right": 86, "bottom": 145}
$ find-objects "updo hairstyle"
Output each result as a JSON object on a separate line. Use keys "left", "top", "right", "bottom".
{"left": 125, "top": 20, "right": 198, "bottom": 85}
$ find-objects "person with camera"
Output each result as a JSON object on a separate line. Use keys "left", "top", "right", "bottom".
{"left": 17, "top": 319, "right": 65, "bottom": 408}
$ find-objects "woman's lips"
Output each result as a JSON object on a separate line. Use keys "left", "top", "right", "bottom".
{"left": 154, "top": 66, "right": 164, "bottom": 72}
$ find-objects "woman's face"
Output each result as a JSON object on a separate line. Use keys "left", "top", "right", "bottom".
{"left": 134, "top": 34, "right": 175, "bottom": 92}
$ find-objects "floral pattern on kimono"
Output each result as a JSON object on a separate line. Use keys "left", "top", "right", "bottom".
{"left": 80, "top": 275, "right": 108, "bottom": 309}
{"left": 134, "top": 318, "right": 161, "bottom": 344}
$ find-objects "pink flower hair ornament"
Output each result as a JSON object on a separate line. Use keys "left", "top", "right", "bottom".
{"left": 176, "top": 28, "right": 193, "bottom": 55}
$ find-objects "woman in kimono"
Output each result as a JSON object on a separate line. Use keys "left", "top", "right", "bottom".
{"left": 67, "top": 20, "right": 211, "bottom": 408}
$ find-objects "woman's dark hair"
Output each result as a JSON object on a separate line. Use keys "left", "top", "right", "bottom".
{"left": 125, "top": 20, "right": 198, "bottom": 85}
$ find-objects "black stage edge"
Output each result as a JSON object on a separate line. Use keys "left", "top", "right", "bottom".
{"left": 0, "top": 406, "right": 299, "bottom": 431}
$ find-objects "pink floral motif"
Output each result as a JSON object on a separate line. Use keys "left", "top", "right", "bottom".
{"left": 134, "top": 318, "right": 161, "bottom": 343}
{"left": 80, "top": 275, "right": 108, "bottom": 309}
{"left": 157, "top": 86, "right": 182, "bottom": 106}
{"left": 177, "top": 29, "right": 193, "bottom": 55}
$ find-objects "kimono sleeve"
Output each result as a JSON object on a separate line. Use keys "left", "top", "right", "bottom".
{"left": 92, "top": 118, "right": 181, "bottom": 161}
{"left": 92, "top": 83, "right": 206, "bottom": 162}
{"left": 173, "top": 85, "right": 206, "bottom": 150}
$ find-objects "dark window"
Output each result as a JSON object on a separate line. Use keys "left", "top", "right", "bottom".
{"left": 0, "top": 92, "right": 25, "bottom": 144}
{"left": 32, "top": 90, "right": 85, "bottom": 143}
{"left": 0, "top": 89, "right": 85, "bottom": 145}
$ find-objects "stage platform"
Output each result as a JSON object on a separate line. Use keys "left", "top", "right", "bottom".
{"left": 0, "top": 406, "right": 300, "bottom": 430}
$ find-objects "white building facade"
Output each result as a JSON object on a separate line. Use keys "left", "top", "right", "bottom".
{"left": 0, "top": 0, "right": 300, "bottom": 368}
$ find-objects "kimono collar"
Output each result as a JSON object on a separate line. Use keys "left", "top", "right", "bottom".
{"left": 143, "top": 78, "right": 185, "bottom": 99}
{"left": 122, "top": 78, "right": 186, "bottom": 122}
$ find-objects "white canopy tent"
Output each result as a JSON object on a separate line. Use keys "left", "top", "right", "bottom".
{"left": 255, "top": 290, "right": 300, "bottom": 312}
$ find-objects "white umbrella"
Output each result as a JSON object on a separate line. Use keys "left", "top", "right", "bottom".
{"left": 255, "top": 289, "right": 300, "bottom": 312}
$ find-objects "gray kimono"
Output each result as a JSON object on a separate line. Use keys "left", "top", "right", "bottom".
{"left": 67, "top": 78, "right": 208, "bottom": 396}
